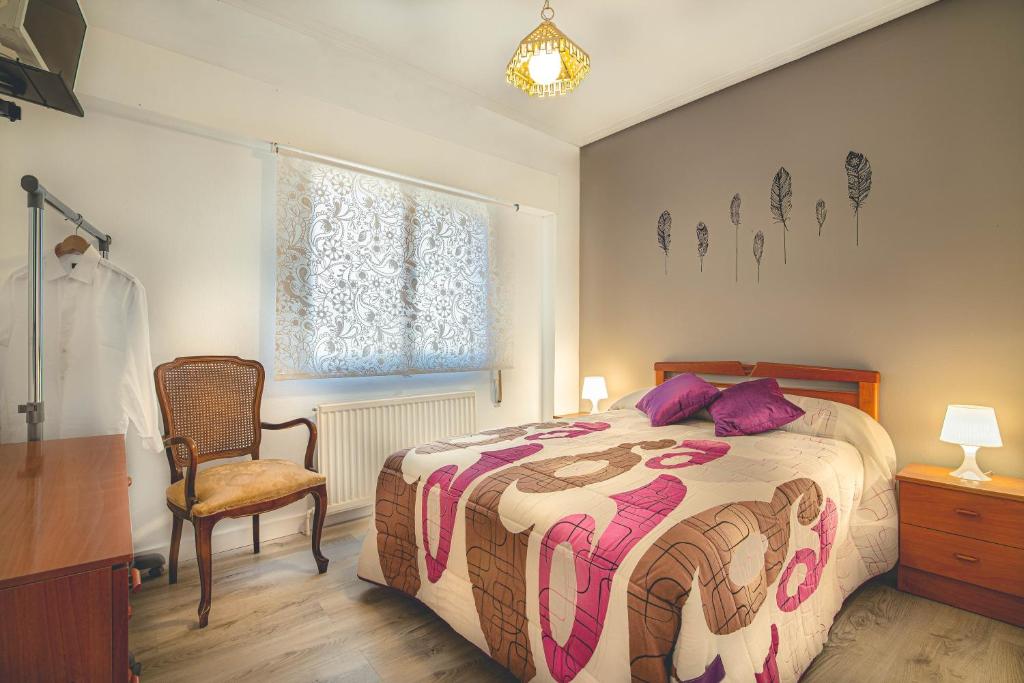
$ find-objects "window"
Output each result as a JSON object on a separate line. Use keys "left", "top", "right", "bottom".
{"left": 274, "top": 154, "right": 509, "bottom": 379}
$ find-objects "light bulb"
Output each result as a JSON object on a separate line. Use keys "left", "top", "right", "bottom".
{"left": 528, "top": 50, "right": 562, "bottom": 86}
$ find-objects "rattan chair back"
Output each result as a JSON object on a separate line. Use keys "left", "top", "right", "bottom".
{"left": 154, "top": 356, "right": 265, "bottom": 472}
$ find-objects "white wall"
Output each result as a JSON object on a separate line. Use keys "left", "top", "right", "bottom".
{"left": 0, "top": 27, "right": 579, "bottom": 560}
{"left": 75, "top": 21, "right": 582, "bottom": 417}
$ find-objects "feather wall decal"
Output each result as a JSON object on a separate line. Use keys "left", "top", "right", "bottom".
{"left": 730, "top": 193, "right": 741, "bottom": 282}
{"left": 770, "top": 167, "right": 793, "bottom": 264}
{"left": 845, "top": 151, "right": 872, "bottom": 245}
{"left": 753, "top": 230, "right": 765, "bottom": 283}
{"left": 816, "top": 199, "right": 827, "bottom": 236}
{"left": 696, "top": 222, "right": 709, "bottom": 272}
{"left": 657, "top": 210, "right": 672, "bottom": 274}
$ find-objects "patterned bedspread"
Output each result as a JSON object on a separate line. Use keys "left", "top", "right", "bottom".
{"left": 357, "top": 395, "right": 898, "bottom": 682}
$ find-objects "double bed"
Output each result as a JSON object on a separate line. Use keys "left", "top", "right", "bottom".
{"left": 357, "top": 362, "right": 899, "bottom": 682}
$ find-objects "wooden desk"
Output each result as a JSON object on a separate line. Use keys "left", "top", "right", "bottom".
{"left": 0, "top": 435, "right": 132, "bottom": 682}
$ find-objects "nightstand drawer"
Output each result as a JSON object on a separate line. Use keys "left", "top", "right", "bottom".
{"left": 900, "top": 523, "right": 1024, "bottom": 597}
{"left": 899, "top": 482, "right": 1024, "bottom": 549}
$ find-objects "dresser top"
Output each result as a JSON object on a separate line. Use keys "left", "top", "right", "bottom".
{"left": 0, "top": 435, "right": 133, "bottom": 590}
{"left": 897, "top": 463, "right": 1024, "bottom": 503}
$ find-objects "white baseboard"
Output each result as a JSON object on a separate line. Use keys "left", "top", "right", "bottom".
{"left": 302, "top": 503, "right": 373, "bottom": 535}
{"left": 134, "top": 505, "right": 371, "bottom": 563}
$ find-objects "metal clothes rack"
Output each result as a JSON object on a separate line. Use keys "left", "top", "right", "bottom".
{"left": 18, "top": 175, "right": 113, "bottom": 442}
{"left": 18, "top": 176, "right": 166, "bottom": 584}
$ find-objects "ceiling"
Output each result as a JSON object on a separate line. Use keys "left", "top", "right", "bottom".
{"left": 84, "top": 0, "right": 937, "bottom": 147}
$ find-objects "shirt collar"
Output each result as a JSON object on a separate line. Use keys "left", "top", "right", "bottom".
{"left": 45, "top": 245, "right": 101, "bottom": 284}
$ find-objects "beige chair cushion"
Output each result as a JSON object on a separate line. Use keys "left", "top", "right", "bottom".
{"left": 166, "top": 459, "right": 326, "bottom": 517}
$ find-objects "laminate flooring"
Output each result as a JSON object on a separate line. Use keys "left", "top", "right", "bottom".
{"left": 129, "top": 519, "right": 1024, "bottom": 682}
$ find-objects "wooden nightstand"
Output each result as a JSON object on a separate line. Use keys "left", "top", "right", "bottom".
{"left": 896, "top": 464, "right": 1024, "bottom": 626}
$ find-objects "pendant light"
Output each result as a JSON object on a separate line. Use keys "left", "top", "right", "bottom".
{"left": 506, "top": 0, "right": 590, "bottom": 98}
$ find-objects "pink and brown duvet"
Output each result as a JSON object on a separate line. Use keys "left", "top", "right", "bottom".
{"left": 357, "top": 395, "right": 898, "bottom": 682}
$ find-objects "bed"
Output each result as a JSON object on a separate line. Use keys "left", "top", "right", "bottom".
{"left": 357, "top": 362, "right": 898, "bottom": 682}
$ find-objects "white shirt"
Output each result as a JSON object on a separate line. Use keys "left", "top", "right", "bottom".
{"left": 0, "top": 246, "right": 163, "bottom": 449}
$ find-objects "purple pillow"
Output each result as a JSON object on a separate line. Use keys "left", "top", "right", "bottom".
{"left": 636, "top": 373, "right": 720, "bottom": 427}
{"left": 707, "top": 378, "right": 805, "bottom": 436}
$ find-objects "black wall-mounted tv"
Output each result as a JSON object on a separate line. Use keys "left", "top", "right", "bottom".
{"left": 0, "top": 0, "right": 87, "bottom": 117}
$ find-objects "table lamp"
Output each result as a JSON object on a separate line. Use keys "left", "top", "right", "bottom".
{"left": 940, "top": 404, "right": 1002, "bottom": 482}
{"left": 581, "top": 376, "right": 608, "bottom": 415}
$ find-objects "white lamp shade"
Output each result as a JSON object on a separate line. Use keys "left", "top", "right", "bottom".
{"left": 581, "top": 376, "right": 608, "bottom": 402}
{"left": 939, "top": 405, "right": 1002, "bottom": 448}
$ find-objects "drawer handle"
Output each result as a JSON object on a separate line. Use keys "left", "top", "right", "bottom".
{"left": 130, "top": 567, "right": 142, "bottom": 592}
{"left": 953, "top": 553, "right": 979, "bottom": 563}
{"left": 954, "top": 508, "right": 980, "bottom": 518}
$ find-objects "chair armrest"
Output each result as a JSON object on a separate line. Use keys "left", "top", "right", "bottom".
{"left": 164, "top": 435, "right": 199, "bottom": 513}
{"left": 261, "top": 418, "right": 318, "bottom": 471}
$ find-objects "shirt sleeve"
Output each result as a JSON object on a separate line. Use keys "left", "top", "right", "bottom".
{"left": 121, "top": 278, "right": 164, "bottom": 451}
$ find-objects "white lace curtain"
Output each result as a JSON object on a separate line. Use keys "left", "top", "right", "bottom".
{"left": 275, "top": 154, "right": 511, "bottom": 379}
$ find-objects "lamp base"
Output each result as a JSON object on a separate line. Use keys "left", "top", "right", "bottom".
{"left": 950, "top": 446, "right": 991, "bottom": 482}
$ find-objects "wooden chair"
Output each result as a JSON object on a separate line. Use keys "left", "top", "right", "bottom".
{"left": 154, "top": 356, "right": 329, "bottom": 628}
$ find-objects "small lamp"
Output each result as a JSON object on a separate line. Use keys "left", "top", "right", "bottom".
{"left": 940, "top": 404, "right": 1002, "bottom": 482}
{"left": 581, "top": 376, "right": 608, "bottom": 415}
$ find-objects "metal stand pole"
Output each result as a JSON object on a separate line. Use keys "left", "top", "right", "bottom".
{"left": 17, "top": 188, "right": 44, "bottom": 442}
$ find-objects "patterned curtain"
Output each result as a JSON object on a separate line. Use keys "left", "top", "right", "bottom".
{"left": 275, "top": 154, "right": 510, "bottom": 379}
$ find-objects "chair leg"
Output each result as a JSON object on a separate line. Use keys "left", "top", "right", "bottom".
{"left": 311, "top": 486, "right": 329, "bottom": 574}
{"left": 194, "top": 517, "right": 215, "bottom": 628}
{"left": 168, "top": 515, "right": 183, "bottom": 585}
{"left": 252, "top": 514, "right": 260, "bottom": 554}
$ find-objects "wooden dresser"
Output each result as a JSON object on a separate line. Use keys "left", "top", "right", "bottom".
{"left": 896, "top": 463, "right": 1024, "bottom": 626}
{"left": 0, "top": 435, "right": 133, "bottom": 682}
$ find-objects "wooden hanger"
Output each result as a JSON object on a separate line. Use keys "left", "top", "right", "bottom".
{"left": 54, "top": 233, "right": 91, "bottom": 258}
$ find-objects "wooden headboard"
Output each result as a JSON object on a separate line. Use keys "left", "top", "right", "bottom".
{"left": 654, "top": 361, "right": 881, "bottom": 420}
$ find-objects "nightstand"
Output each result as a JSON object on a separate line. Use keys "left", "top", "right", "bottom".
{"left": 896, "top": 463, "right": 1024, "bottom": 626}
{"left": 554, "top": 412, "right": 589, "bottom": 419}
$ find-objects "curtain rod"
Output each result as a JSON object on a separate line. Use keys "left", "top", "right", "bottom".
{"left": 272, "top": 143, "right": 520, "bottom": 212}
{"left": 81, "top": 97, "right": 531, "bottom": 213}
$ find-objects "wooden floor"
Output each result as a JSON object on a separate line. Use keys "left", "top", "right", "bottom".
{"left": 130, "top": 519, "right": 1024, "bottom": 683}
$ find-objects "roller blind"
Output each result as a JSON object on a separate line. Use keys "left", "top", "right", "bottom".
{"left": 275, "top": 154, "right": 510, "bottom": 379}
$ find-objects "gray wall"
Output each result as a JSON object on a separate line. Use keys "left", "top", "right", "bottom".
{"left": 580, "top": 0, "right": 1024, "bottom": 477}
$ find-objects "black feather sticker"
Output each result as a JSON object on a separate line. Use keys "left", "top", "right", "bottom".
{"left": 816, "top": 199, "right": 827, "bottom": 236}
{"left": 845, "top": 151, "right": 872, "bottom": 245}
{"left": 753, "top": 230, "right": 765, "bottom": 283}
{"left": 657, "top": 210, "right": 672, "bottom": 274}
{"left": 730, "top": 193, "right": 741, "bottom": 282}
{"left": 770, "top": 167, "right": 793, "bottom": 264}
{"left": 696, "top": 222, "right": 709, "bottom": 272}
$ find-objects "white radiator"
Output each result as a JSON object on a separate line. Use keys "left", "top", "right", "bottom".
{"left": 312, "top": 391, "right": 477, "bottom": 522}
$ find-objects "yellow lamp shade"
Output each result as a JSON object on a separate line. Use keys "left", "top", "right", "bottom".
{"left": 507, "top": 2, "right": 590, "bottom": 98}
